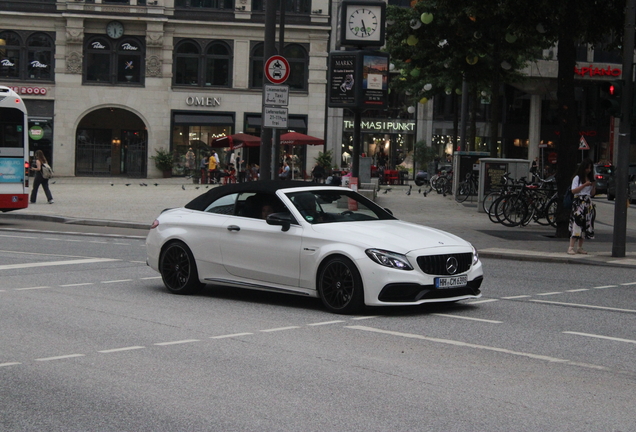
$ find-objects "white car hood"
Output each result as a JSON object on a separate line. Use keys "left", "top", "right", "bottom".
{"left": 309, "top": 220, "right": 471, "bottom": 254}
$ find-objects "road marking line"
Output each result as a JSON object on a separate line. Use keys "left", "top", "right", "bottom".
{"left": 98, "top": 346, "right": 145, "bottom": 353}
{"left": 593, "top": 285, "right": 617, "bottom": 289}
{"left": 307, "top": 320, "right": 346, "bottom": 326}
{"left": 566, "top": 289, "right": 589, "bottom": 292}
{"left": 140, "top": 276, "right": 162, "bottom": 280}
{"left": 351, "top": 316, "right": 379, "bottom": 320}
{"left": 59, "top": 283, "right": 94, "bottom": 287}
{"left": 501, "top": 295, "right": 531, "bottom": 299}
{"left": 530, "top": 299, "right": 636, "bottom": 313}
{"left": 620, "top": 282, "right": 636, "bottom": 286}
{"left": 260, "top": 326, "right": 300, "bottom": 332}
{"left": 101, "top": 279, "right": 133, "bottom": 284}
{"left": 433, "top": 313, "right": 502, "bottom": 324}
{"left": 0, "top": 362, "right": 21, "bottom": 367}
{"left": 210, "top": 333, "right": 253, "bottom": 339}
{"left": 154, "top": 339, "right": 200, "bottom": 346}
{"left": 14, "top": 286, "right": 50, "bottom": 291}
{"left": 466, "top": 299, "right": 499, "bottom": 304}
{"left": 347, "top": 325, "right": 569, "bottom": 363}
{"left": 0, "top": 234, "right": 38, "bottom": 239}
{"left": 0, "top": 258, "right": 119, "bottom": 270}
{"left": 35, "top": 354, "right": 85, "bottom": 361}
{"left": 536, "top": 292, "right": 563, "bottom": 296}
{"left": 563, "top": 331, "right": 636, "bottom": 345}
{"left": 88, "top": 241, "right": 109, "bottom": 244}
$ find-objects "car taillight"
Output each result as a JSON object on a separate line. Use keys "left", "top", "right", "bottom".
{"left": 595, "top": 175, "right": 603, "bottom": 180}
{"left": 150, "top": 220, "right": 159, "bottom": 229}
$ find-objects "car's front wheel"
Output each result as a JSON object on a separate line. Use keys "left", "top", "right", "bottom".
{"left": 318, "top": 256, "right": 364, "bottom": 314}
{"left": 159, "top": 241, "right": 204, "bottom": 295}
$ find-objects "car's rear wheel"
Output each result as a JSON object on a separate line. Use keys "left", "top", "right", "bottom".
{"left": 159, "top": 241, "right": 204, "bottom": 295}
{"left": 318, "top": 256, "right": 364, "bottom": 314}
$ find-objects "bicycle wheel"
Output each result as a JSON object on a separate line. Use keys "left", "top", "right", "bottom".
{"left": 502, "top": 195, "right": 528, "bottom": 227}
{"left": 546, "top": 197, "right": 558, "bottom": 227}
{"left": 456, "top": 181, "right": 470, "bottom": 203}
{"left": 436, "top": 177, "right": 448, "bottom": 195}
{"left": 489, "top": 195, "right": 507, "bottom": 224}
{"left": 483, "top": 192, "right": 502, "bottom": 215}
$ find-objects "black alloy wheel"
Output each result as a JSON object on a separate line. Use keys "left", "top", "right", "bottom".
{"left": 159, "top": 241, "right": 204, "bottom": 295}
{"left": 318, "top": 256, "right": 364, "bottom": 314}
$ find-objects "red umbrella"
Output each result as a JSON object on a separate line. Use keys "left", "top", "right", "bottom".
{"left": 279, "top": 132, "right": 324, "bottom": 146}
{"left": 210, "top": 133, "right": 261, "bottom": 149}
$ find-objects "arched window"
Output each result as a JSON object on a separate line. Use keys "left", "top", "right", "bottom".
{"left": 175, "top": 40, "right": 200, "bottom": 85}
{"left": 173, "top": 39, "right": 232, "bottom": 88}
{"left": 250, "top": 42, "right": 308, "bottom": 91}
{"left": 84, "top": 36, "right": 145, "bottom": 85}
{"left": 284, "top": 44, "right": 308, "bottom": 91}
{"left": 249, "top": 43, "right": 268, "bottom": 89}
{"left": 205, "top": 42, "right": 232, "bottom": 87}
{"left": 0, "top": 31, "right": 21, "bottom": 79}
{"left": 0, "top": 31, "right": 55, "bottom": 82}
{"left": 27, "top": 33, "right": 54, "bottom": 81}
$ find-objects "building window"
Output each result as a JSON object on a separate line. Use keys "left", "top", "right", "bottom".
{"left": 0, "top": 31, "right": 54, "bottom": 82}
{"left": 175, "top": 0, "right": 234, "bottom": 9}
{"left": 252, "top": 0, "right": 310, "bottom": 13}
{"left": 250, "top": 43, "right": 307, "bottom": 90}
{"left": 174, "top": 39, "right": 232, "bottom": 88}
{"left": 84, "top": 36, "right": 144, "bottom": 85}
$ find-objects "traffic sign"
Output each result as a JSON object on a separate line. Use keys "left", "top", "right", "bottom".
{"left": 264, "top": 55, "right": 290, "bottom": 84}
{"left": 264, "top": 107, "right": 288, "bottom": 128}
{"left": 578, "top": 136, "right": 590, "bottom": 150}
{"left": 264, "top": 84, "right": 289, "bottom": 106}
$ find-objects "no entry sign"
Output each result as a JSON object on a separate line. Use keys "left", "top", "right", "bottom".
{"left": 264, "top": 55, "right": 290, "bottom": 84}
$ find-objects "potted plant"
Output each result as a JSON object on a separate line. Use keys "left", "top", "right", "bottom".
{"left": 151, "top": 148, "right": 174, "bottom": 178}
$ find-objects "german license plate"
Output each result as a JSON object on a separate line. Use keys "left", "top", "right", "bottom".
{"left": 435, "top": 275, "right": 468, "bottom": 289}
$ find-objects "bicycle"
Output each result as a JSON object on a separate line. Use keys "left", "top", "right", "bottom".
{"left": 456, "top": 172, "right": 479, "bottom": 203}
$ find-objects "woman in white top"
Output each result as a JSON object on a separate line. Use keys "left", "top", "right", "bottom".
{"left": 568, "top": 158, "right": 596, "bottom": 255}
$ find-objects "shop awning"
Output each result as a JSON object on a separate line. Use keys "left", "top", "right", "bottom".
{"left": 280, "top": 132, "right": 324, "bottom": 146}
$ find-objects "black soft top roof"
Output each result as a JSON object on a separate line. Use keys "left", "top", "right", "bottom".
{"left": 185, "top": 180, "right": 325, "bottom": 211}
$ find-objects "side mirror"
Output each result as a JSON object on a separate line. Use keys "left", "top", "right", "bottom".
{"left": 266, "top": 212, "right": 294, "bottom": 232}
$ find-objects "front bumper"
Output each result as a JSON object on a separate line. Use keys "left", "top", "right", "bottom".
{"left": 378, "top": 276, "right": 483, "bottom": 302}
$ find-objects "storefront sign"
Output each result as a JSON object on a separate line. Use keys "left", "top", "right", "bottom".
{"left": 29, "top": 126, "right": 44, "bottom": 140}
{"left": 5, "top": 86, "right": 48, "bottom": 96}
{"left": 185, "top": 96, "right": 221, "bottom": 107}
{"left": 574, "top": 65, "right": 621, "bottom": 78}
{"left": 343, "top": 119, "right": 415, "bottom": 134}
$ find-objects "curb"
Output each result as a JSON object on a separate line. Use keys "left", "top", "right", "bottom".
{"left": 0, "top": 213, "right": 150, "bottom": 230}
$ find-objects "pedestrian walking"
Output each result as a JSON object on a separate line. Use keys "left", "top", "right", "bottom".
{"left": 185, "top": 147, "right": 195, "bottom": 177}
{"left": 568, "top": 158, "right": 596, "bottom": 255}
{"left": 30, "top": 150, "right": 54, "bottom": 204}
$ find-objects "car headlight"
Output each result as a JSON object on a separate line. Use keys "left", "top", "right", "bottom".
{"left": 472, "top": 246, "right": 479, "bottom": 265}
{"left": 365, "top": 249, "right": 413, "bottom": 270}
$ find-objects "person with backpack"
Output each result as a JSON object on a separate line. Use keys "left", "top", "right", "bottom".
{"left": 30, "top": 149, "right": 54, "bottom": 204}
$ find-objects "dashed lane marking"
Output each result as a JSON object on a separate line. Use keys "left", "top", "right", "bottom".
{"left": 101, "top": 279, "right": 133, "bottom": 284}
{"left": 308, "top": 320, "right": 346, "bottom": 326}
{"left": 0, "top": 257, "right": 119, "bottom": 270}
{"left": 351, "top": 316, "right": 379, "bottom": 320}
{"left": 501, "top": 295, "right": 531, "bottom": 299}
{"left": 563, "top": 332, "right": 636, "bottom": 345}
{"left": 14, "top": 286, "right": 50, "bottom": 291}
{"left": 536, "top": 292, "right": 563, "bottom": 296}
{"left": 466, "top": 299, "right": 499, "bottom": 304}
{"left": 35, "top": 354, "right": 85, "bottom": 361}
{"left": 433, "top": 313, "right": 502, "bottom": 324}
{"left": 0, "top": 362, "right": 21, "bottom": 367}
{"left": 98, "top": 346, "right": 145, "bottom": 353}
{"left": 260, "top": 326, "right": 301, "bottom": 332}
{"left": 594, "top": 285, "right": 618, "bottom": 289}
{"left": 210, "top": 333, "right": 253, "bottom": 339}
{"left": 620, "top": 282, "right": 636, "bottom": 286}
{"left": 60, "top": 283, "right": 94, "bottom": 287}
{"left": 530, "top": 299, "right": 636, "bottom": 314}
{"left": 154, "top": 339, "right": 201, "bottom": 346}
{"left": 566, "top": 289, "right": 589, "bottom": 292}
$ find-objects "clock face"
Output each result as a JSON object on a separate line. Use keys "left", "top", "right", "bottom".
{"left": 106, "top": 21, "right": 124, "bottom": 39}
{"left": 341, "top": 1, "right": 385, "bottom": 46}
{"left": 348, "top": 8, "right": 378, "bottom": 38}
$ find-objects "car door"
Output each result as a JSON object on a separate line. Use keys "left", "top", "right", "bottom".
{"left": 220, "top": 193, "right": 303, "bottom": 287}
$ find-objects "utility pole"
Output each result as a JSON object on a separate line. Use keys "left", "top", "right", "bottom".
{"left": 611, "top": 0, "right": 635, "bottom": 257}
{"left": 260, "top": 0, "right": 277, "bottom": 180}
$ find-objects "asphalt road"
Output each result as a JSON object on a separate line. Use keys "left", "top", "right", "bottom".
{"left": 1, "top": 226, "right": 636, "bottom": 431}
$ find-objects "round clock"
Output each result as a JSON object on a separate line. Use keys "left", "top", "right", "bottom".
{"left": 106, "top": 21, "right": 124, "bottom": 39}
{"left": 341, "top": 1, "right": 386, "bottom": 46}
{"left": 348, "top": 8, "right": 378, "bottom": 38}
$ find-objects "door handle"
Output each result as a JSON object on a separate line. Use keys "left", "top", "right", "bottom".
{"left": 227, "top": 225, "right": 240, "bottom": 232}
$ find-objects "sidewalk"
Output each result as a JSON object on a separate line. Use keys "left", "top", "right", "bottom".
{"left": 2, "top": 176, "right": 636, "bottom": 268}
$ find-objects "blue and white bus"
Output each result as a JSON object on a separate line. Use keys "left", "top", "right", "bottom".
{"left": 0, "top": 86, "right": 30, "bottom": 212}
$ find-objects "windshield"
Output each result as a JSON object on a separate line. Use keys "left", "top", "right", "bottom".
{"left": 286, "top": 190, "right": 396, "bottom": 224}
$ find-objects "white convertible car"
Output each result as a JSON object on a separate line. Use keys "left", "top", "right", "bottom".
{"left": 146, "top": 181, "right": 483, "bottom": 313}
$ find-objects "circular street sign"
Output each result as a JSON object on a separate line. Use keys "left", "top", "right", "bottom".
{"left": 264, "top": 55, "right": 290, "bottom": 84}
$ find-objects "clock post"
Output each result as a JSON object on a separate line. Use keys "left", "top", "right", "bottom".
{"left": 329, "top": 1, "right": 387, "bottom": 179}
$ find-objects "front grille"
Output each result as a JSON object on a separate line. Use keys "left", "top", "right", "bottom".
{"left": 417, "top": 253, "right": 473, "bottom": 275}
